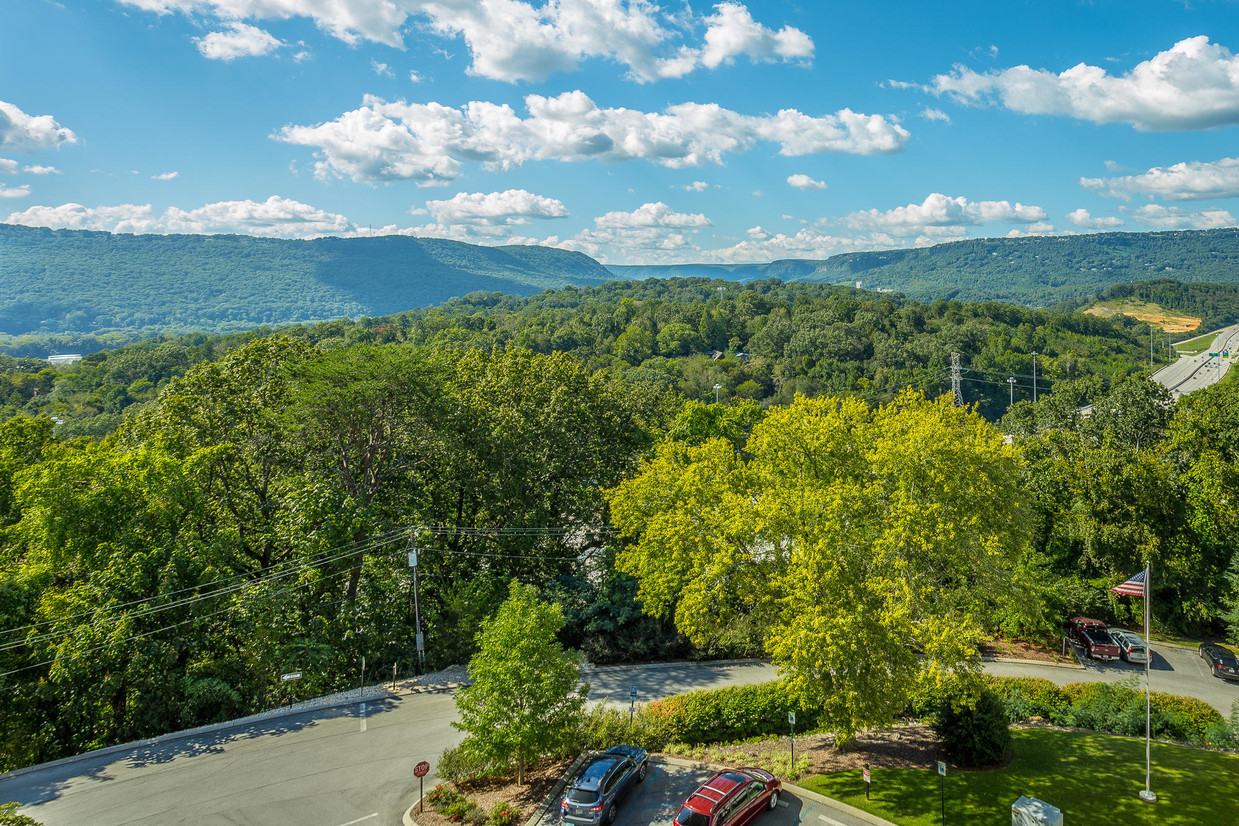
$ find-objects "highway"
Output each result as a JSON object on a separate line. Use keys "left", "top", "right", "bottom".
{"left": 1152, "top": 323, "right": 1239, "bottom": 398}
{"left": 1, "top": 652, "right": 1234, "bottom": 826}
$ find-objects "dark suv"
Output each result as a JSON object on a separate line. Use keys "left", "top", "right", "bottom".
{"left": 674, "top": 767, "right": 780, "bottom": 826}
{"left": 1200, "top": 643, "right": 1239, "bottom": 682}
{"left": 561, "top": 745, "right": 648, "bottom": 825}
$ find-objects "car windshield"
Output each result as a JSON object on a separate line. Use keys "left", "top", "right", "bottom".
{"left": 567, "top": 789, "right": 599, "bottom": 804}
{"left": 675, "top": 810, "right": 711, "bottom": 826}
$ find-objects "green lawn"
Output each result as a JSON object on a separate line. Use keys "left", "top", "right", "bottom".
{"left": 1173, "top": 330, "right": 1215, "bottom": 355}
{"left": 799, "top": 729, "right": 1239, "bottom": 826}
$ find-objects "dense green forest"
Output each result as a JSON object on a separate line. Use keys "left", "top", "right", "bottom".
{"left": 0, "top": 277, "right": 1165, "bottom": 437}
{"left": 5, "top": 223, "right": 1239, "bottom": 357}
{"left": 1, "top": 276, "right": 1237, "bottom": 773}
{"left": 0, "top": 224, "right": 612, "bottom": 350}
{"left": 804, "top": 228, "right": 1239, "bottom": 305}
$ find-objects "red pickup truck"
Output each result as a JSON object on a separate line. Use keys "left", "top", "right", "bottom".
{"left": 1068, "top": 617, "right": 1120, "bottom": 661}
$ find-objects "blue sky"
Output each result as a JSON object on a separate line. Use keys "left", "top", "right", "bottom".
{"left": 3, "top": 0, "right": 1239, "bottom": 265}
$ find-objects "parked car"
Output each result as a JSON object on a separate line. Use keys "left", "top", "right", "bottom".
{"left": 1199, "top": 643, "right": 1239, "bottom": 682}
{"left": 673, "top": 767, "right": 781, "bottom": 826}
{"left": 1067, "top": 617, "right": 1120, "bottom": 661}
{"left": 561, "top": 745, "right": 649, "bottom": 825}
{"left": 1109, "top": 629, "right": 1149, "bottom": 664}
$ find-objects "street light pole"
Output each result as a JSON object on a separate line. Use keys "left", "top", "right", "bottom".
{"left": 1007, "top": 376, "right": 1016, "bottom": 406}
{"left": 713, "top": 383, "right": 721, "bottom": 404}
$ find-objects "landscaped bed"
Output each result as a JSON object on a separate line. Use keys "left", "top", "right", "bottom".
{"left": 800, "top": 727, "right": 1239, "bottom": 826}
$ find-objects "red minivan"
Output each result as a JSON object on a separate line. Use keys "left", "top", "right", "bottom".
{"left": 674, "top": 768, "right": 781, "bottom": 826}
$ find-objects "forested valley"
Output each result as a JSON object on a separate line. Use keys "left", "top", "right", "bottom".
{"left": 1, "top": 276, "right": 1237, "bottom": 772}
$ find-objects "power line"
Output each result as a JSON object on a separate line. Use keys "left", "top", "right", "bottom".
{"left": 0, "top": 531, "right": 408, "bottom": 649}
{"left": 0, "top": 567, "right": 356, "bottom": 680}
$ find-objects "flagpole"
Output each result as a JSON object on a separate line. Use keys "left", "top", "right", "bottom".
{"left": 1139, "top": 560, "right": 1156, "bottom": 803}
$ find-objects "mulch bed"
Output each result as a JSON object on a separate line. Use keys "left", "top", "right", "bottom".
{"left": 412, "top": 726, "right": 945, "bottom": 825}
{"left": 981, "top": 636, "right": 1075, "bottom": 664}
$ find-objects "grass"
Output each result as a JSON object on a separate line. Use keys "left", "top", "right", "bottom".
{"left": 799, "top": 728, "right": 1239, "bottom": 826}
{"left": 1174, "top": 329, "right": 1219, "bottom": 356}
{"left": 1085, "top": 300, "right": 1200, "bottom": 334}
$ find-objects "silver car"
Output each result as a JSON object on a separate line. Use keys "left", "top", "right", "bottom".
{"left": 1109, "top": 629, "right": 1149, "bottom": 664}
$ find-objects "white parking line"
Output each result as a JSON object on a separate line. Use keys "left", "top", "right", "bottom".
{"left": 338, "top": 814, "right": 378, "bottom": 826}
{"left": 360, "top": 702, "right": 367, "bottom": 732}
{"left": 817, "top": 815, "right": 848, "bottom": 826}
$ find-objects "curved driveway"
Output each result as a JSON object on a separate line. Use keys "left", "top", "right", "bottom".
{"left": 1, "top": 651, "right": 1233, "bottom": 826}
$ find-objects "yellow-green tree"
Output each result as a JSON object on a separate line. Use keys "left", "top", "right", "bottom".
{"left": 608, "top": 390, "right": 1033, "bottom": 742}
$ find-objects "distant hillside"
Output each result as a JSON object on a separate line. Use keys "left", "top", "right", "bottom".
{"left": 1084, "top": 279, "right": 1239, "bottom": 335}
{"left": 614, "top": 229, "right": 1239, "bottom": 307}
{"left": 607, "top": 259, "right": 823, "bottom": 282}
{"left": 0, "top": 224, "right": 612, "bottom": 341}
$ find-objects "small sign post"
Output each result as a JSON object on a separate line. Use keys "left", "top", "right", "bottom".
{"left": 863, "top": 765, "right": 871, "bottom": 800}
{"left": 937, "top": 761, "right": 946, "bottom": 825}
{"left": 629, "top": 687, "right": 638, "bottom": 729}
{"left": 788, "top": 710, "right": 796, "bottom": 769}
{"left": 280, "top": 671, "right": 302, "bottom": 709}
{"left": 414, "top": 761, "right": 431, "bottom": 813}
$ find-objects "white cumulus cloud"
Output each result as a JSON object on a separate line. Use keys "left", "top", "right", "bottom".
{"left": 0, "top": 159, "right": 15, "bottom": 174}
{"left": 275, "top": 92, "right": 909, "bottom": 184}
{"left": 5, "top": 196, "right": 377, "bottom": 238}
{"left": 152, "top": 171, "right": 180, "bottom": 180}
{"left": 24, "top": 165, "right": 60, "bottom": 175}
{"left": 411, "top": 189, "right": 569, "bottom": 239}
{"left": 699, "top": 2, "right": 814, "bottom": 70}
{"left": 787, "top": 173, "right": 826, "bottom": 190}
{"left": 1123, "top": 204, "right": 1236, "bottom": 230}
{"left": 0, "top": 185, "right": 30, "bottom": 199}
{"left": 930, "top": 36, "right": 1239, "bottom": 131}
{"left": 0, "top": 100, "right": 77, "bottom": 151}
{"left": 194, "top": 22, "right": 283, "bottom": 61}
{"left": 843, "top": 193, "right": 1047, "bottom": 237}
{"left": 114, "top": 0, "right": 813, "bottom": 83}
{"left": 1081, "top": 156, "right": 1239, "bottom": 201}
{"left": 1066, "top": 208, "right": 1124, "bottom": 229}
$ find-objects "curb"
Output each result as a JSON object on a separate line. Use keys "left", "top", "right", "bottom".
{"left": 784, "top": 782, "right": 897, "bottom": 826}
{"left": 0, "top": 684, "right": 395, "bottom": 782}
{"left": 583, "top": 658, "right": 770, "bottom": 673}
{"left": 982, "top": 656, "right": 1083, "bottom": 671}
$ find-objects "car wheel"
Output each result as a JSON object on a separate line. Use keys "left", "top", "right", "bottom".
{"left": 605, "top": 803, "right": 617, "bottom": 825}
{"left": 637, "top": 762, "right": 647, "bottom": 781}
{"left": 767, "top": 792, "right": 779, "bottom": 810}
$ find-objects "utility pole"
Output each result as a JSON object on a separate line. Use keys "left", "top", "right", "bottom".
{"left": 1007, "top": 376, "right": 1016, "bottom": 406}
{"left": 950, "top": 352, "right": 963, "bottom": 407}
{"left": 409, "top": 529, "right": 425, "bottom": 673}
{"left": 1032, "top": 351, "right": 1038, "bottom": 403}
{"left": 1150, "top": 325, "right": 1155, "bottom": 366}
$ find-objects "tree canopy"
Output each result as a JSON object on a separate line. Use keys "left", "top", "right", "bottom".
{"left": 608, "top": 390, "right": 1032, "bottom": 740}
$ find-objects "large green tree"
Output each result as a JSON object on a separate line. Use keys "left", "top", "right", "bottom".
{"left": 452, "top": 581, "right": 587, "bottom": 783}
{"left": 608, "top": 391, "right": 1033, "bottom": 742}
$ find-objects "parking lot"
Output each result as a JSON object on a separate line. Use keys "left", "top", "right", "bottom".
{"left": 530, "top": 760, "right": 877, "bottom": 826}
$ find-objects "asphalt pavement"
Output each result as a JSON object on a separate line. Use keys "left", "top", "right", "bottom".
{"left": 1152, "top": 323, "right": 1239, "bottom": 398}
{"left": 2, "top": 653, "right": 1234, "bottom": 826}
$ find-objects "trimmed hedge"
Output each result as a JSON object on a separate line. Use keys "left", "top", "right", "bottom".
{"left": 645, "top": 679, "right": 821, "bottom": 745}
{"left": 985, "top": 675, "right": 1228, "bottom": 747}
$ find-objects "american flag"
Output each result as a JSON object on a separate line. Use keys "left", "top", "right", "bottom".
{"left": 1110, "top": 568, "right": 1147, "bottom": 597}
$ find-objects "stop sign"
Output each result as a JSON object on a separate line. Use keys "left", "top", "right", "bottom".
{"left": 414, "top": 761, "right": 430, "bottom": 778}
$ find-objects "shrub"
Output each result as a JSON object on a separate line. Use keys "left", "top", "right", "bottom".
{"left": 575, "top": 703, "right": 669, "bottom": 753}
{"left": 645, "top": 680, "right": 820, "bottom": 745}
{"left": 1149, "top": 691, "right": 1224, "bottom": 741}
{"left": 440, "top": 798, "right": 481, "bottom": 824}
{"left": 484, "top": 802, "right": 521, "bottom": 826}
{"left": 933, "top": 689, "right": 1012, "bottom": 767}
{"left": 985, "top": 676, "right": 1069, "bottom": 720}
{"left": 426, "top": 784, "right": 463, "bottom": 808}
{"left": 439, "top": 742, "right": 510, "bottom": 784}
